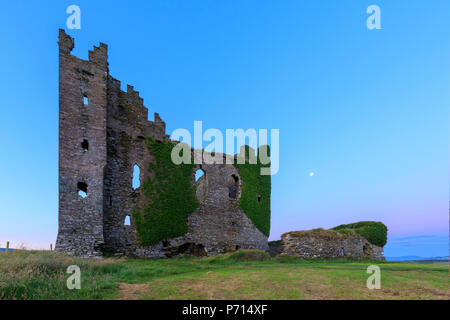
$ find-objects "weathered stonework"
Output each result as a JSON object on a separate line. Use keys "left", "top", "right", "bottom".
{"left": 267, "top": 241, "right": 283, "bottom": 257}
{"left": 55, "top": 30, "right": 269, "bottom": 258}
{"left": 280, "top": 232, "right": 385, "bottom": 260}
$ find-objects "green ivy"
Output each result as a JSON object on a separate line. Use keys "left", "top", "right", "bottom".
{"left": 332, "top": 221, "right": 388, "bottom": 247}
{"left": 234, "top": 146, "right": 271, "bottom": 237}
{"left": 132, "top": 138, "right": 199, "bottom": 246}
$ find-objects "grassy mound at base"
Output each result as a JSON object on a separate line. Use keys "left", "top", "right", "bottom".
{"left": 205, "top": 249, "right": 271, "bottom": 263}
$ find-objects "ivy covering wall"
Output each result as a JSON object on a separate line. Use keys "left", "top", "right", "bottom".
{"left": 234, "top": 146, "right": 271, "bottom": 237}
{"left": 132, "top": 138, "right": 199, "bottom": 246}
{"left": 332, "top": 221, "right": 388, "bottom": 247}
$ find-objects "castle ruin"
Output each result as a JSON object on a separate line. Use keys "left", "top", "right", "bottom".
{"left": 55, "top": 30, "right": 385, "bottom": 261}
{"left": 56, "top": 30, "right": 270, "bottom": 258}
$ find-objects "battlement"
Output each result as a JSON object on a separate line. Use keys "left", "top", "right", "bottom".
{"left": 58, "top": 29, "right": 108, "bottom": 73}
{"left": 88, "top": 43, "right": 108, "bottom": 71}
{"left": 57, "top": 29, "right": 166, "bottom": 138}
{"left": 58, "top": 30, "right": 74, "bottom": 54}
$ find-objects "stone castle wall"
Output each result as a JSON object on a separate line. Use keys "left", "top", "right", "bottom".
{"left": 280, "top": 232, "right": 385, "bottom": 260}
{"left": 56, "top": 30, "right": 268, "bottom": 258}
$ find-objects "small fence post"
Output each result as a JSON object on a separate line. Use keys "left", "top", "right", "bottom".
{"left": 6, "top": 241, "right": 10, "bottom": 254}
{"left": 50, "top": 243, "right": 53, "bottom": 251}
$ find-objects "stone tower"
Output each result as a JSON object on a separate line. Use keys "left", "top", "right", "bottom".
{"left": 56, "top": 30, "right": 108, "bottom": 257}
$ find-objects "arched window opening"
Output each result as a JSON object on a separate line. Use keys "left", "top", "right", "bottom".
{"left": 124, "top": 215, "right": 131, "bottom": 226}
{"left": 132, "top": 164, "right": 141, "bottom": 190}
{"left": 257, "top": 194, "right": 262, "bottom": 203}
{"left": 229, "top": 174, "right": 239, "bottom": 199}
{"left": 195, "top": 168, "right": 208, "bottom": 203}
{"left": 195, "top": 169, "right": 205, "bottom": 182}
{"left": 81, "top": 139, "right": 89, "bottom": 152}
{"left": 77, "top": 182, "right": 87, "bottom": 198}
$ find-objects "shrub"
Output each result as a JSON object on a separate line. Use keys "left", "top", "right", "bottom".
{"left": 331, "top": 221, "right": 388, "bottom": 247}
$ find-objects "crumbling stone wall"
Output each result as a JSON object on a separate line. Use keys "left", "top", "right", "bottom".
{"left": 280, "top": 232, "right": 385, "bottom": 260}
{"left": 56, "top": 30, "right": 269, "bottom": 258}
{"left": 115, "top": 151, "right": 269, "bottom": 258}
{"left": 102, "top": 77, "right": 167, "bottom": 256}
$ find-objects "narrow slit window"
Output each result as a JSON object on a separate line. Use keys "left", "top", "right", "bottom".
{"left": 132, "top": 164, "right": 141, "bottom": 190}
{"left": 77, "top": 182, "right": 87, "bottom": 198}
{"left": 83, "top": 96, "right": 89, "bottom": 106}
{"left": 81, "top": 139, "right": 89, "bottom": 152}
{"left": 124, "top": 215, "right": 131, "bottom": 226}
{"left": 229, "top": 174, "right": 239, "bottom": 199}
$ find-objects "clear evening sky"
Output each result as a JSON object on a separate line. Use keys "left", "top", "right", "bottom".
{"left": 0, "top": 1, "right": 448, "bottom": 258}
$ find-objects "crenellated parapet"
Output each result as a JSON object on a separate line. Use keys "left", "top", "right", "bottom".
{"left": 88, "top": 43, "right": 108, "bottom": 71}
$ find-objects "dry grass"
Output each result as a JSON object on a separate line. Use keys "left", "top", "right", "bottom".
{"left": 118, "top": 283, "right": 151, "bottom": 300}
{"left": 139, "top": 266, "right": 450, "bottom": 300}
{"left": 0, "top": 250, "right": 121, "bottom": 300}
{"left": 1, "top": 250, "right": 448, "bottom": 300}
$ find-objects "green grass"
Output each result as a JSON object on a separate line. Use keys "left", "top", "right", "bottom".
{"left": 1, "top": 250, "right": 448, "bottom": 300}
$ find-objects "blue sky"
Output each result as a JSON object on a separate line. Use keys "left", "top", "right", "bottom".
{"left": 0, "top": 1, "right": 448, "bottom": 258}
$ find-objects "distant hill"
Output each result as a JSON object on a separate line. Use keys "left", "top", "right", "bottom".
{"left": 387, "top": 255, "right": 449, "bottom": 262}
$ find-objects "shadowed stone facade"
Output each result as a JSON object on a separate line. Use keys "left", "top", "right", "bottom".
{"left": 279, "top": 232, "right": 385, "bottom": 260}
{"left": 56, "top": 30, "right": 269, "bottom": 258}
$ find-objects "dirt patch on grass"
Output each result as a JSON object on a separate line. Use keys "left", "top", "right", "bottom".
{"left": 138, "top": 265, "right": 450, "bottom": 300}
{"left": 142, "top": 269, "right": 335, "bottom": 300}
{"left": 118, "top": 283, "right": 151, "bottom": 300}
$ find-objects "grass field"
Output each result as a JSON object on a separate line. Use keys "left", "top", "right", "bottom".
{"left": 0, "top": 250, "right": 448, "bottom": 300}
